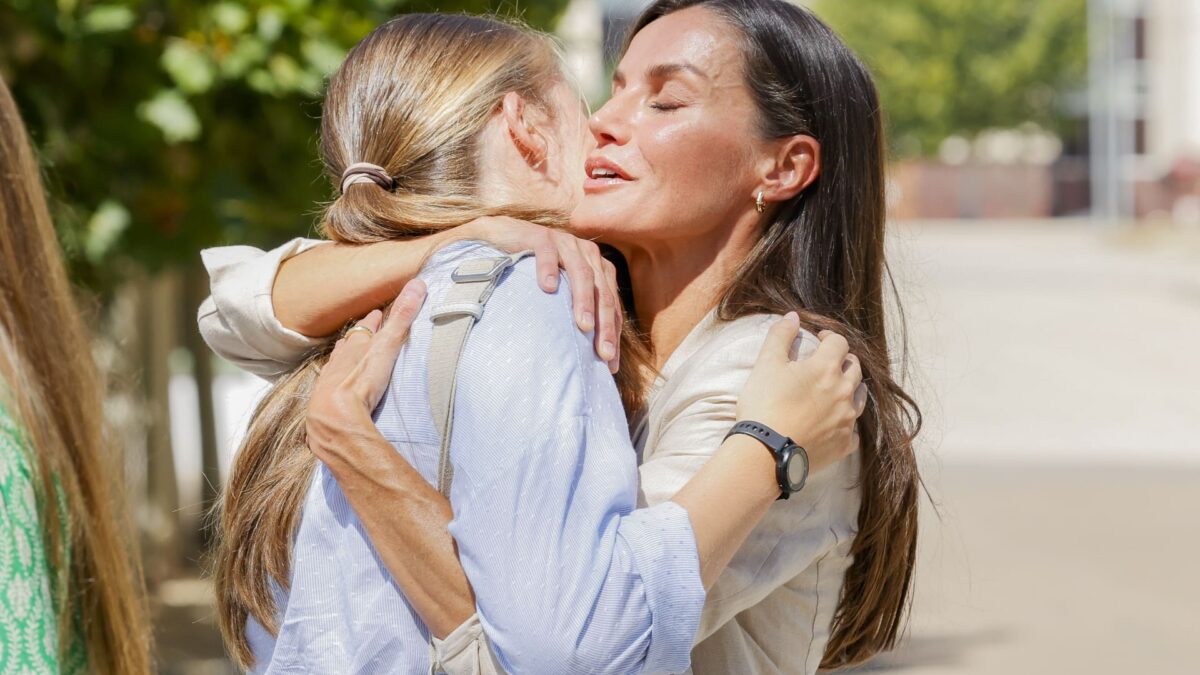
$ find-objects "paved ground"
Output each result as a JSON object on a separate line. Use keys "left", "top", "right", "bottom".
{"left": 158, "top": 220, "right": 1200, "bottom": 673}
{"left": 852, "top": 220, "right": 1200, "bottom": 674}
{"left": 848, "top": 465, "right": 1200, "bottom": 675}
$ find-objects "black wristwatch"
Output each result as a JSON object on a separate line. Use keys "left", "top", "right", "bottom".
{"left": 724, "top": 420, "right": 809, "bottom": 500}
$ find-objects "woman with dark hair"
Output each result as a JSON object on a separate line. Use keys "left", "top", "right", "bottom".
{"left": 204, "top": 1, "right": 919, "bottom": 672}
{"left": 0, "top": 77, "right": 151, "bottom": 673}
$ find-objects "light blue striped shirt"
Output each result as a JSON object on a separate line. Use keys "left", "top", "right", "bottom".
{"left": 248, "top": 241, "right": 705, "bottom": 674}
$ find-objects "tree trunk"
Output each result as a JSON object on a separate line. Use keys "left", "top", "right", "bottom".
{"left": 183, "top": 262, "right": 220, "bottom": 551}
{"left": 139, "top": 271, "right": 182, "bottom": 579}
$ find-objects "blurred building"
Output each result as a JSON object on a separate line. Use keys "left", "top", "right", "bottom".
{"left": 898, "top": 0, "right": 1200, "bottom": 221}
{"left": 1128, "top": 0, "right": 1200, "bottom": 222}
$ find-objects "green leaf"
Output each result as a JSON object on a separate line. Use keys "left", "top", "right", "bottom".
{"left": 138, "top": 90, "right": 201, "bottom": 143}
{"left": 219, "top": 36, "right": 269, "bottom": 79}
{"left": 84, "top": 199, "right": 131, "bottom": 263}
{"left": 80, "top": 5, "right": 136, "bottom": 33}
{"left": 246, "top": 68, "right": 277, "bottom": 95}
{"left": 211, "top": 2, "right": 252, "bottom": 34}
{"left": 257, "top": 6, "right": 286, "bottom": 42}
{"left": 162, "top": 39, "right": 217, "bottom": 94}
{"left": 301, "top": 38, "right": 346, "bottom": 78}
{"left": 267, "top": 54, "right": 302, "bottom": 91}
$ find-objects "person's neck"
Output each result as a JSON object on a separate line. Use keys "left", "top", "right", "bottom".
{"left": 621, "top": 219, "right": 759, "bottom": 370}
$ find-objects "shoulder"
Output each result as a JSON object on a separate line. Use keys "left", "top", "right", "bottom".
{"left": 648, "top": 313, "right": 821, "bottom": 442}
{"left": 425, "top": 240, "right": 577, "bottom": 344}
{"left": 430, "top": 242, "right": 605, "bottom": 419}
{"left": 0, "top": 399, "right": 33, "bottom": 487}
{"left": 671, "top": 313, "right": 820, "bottom": 386}
{"left": 420, "top": 241, "right": 573, "bottom": 322}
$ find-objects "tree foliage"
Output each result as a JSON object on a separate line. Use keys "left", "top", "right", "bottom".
{"left": 813, "top": 0, "right": 1088, "bottom": 158}
{"left": 0, "top": 0, "right": 569, "bottom": 290}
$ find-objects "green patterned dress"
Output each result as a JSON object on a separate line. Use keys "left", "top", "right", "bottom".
{"left": 0, "top": 402, "right": 86, "bottom": 674}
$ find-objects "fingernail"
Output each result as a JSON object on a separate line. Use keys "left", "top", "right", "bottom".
{"left": 580, "top": 311, "right": 595, "bottom": 331}
{"left": 600, "top": 340, "right": 616, "bottom": 360}
{"left": 545, "top": 274, "right": 559, "bottom": 291}
{"left": 784, "top": 311, "right": 799, "bottom": 324}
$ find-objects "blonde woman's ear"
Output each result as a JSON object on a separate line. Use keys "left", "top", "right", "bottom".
{"left": 501, "top": 91, "right": 547, "bottom": 167}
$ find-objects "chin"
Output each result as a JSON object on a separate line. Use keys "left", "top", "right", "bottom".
{"left": 568, "top": 210, "right": 628, "bottom": 243}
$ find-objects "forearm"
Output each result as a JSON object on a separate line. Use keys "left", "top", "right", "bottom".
{"left": 273, "top": 230, "right": 457, "bottom": 337}
{"left": 671, "top": 434, "right": 780, "bottom": 589}
{"left": 323, "top": 426, "right": 474, "bottom": 638}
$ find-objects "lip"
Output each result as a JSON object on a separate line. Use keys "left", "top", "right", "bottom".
{"left": 583, "top": 156, "right": 634, "bottom": 193}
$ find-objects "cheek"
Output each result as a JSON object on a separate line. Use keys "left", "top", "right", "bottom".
{"left": 554, "top": 120, "right": 589, "bottom": 207}
{"left": 644, "top": 119, "right": 753, "bottom": 207}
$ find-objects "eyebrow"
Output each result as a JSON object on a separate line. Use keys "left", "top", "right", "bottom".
{"left": 647, "top": 62, "right": 709, "bottom": 81}
{"left": 611, "top": 61, "right": 709, "bottom": 86}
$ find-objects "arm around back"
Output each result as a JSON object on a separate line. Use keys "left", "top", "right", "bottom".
{"left": 199, "top": 234, "right": 445, "bottom": 378}
{"left": 198, "top": 238, "right": 328, "bottom": 380}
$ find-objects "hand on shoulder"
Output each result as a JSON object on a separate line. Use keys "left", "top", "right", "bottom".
{"left": 736, "top": 313, "right": 866, "bottom": 475}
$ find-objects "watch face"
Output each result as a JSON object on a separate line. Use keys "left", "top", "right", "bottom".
{"left": 785, "top": 448, "right": 808, "bottom": 490}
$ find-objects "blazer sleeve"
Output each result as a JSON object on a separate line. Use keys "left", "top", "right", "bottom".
{"left": 637, "top": 327, "right": 852, "bottom": 644}
{"left": 197, "top": 238, "right": 327, "bottom": 380}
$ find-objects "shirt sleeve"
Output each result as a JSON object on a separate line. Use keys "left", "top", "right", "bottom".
{"left": 443, "top": 261, "right": 706, "bottom": 675}
{"left": 197, "top": 238, "right": 328, "bottom": 380}
{"left": 637, "top": 328, "right": 850, "bottom": 644}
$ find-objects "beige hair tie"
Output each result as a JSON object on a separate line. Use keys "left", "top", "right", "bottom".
{"left": 340, "top": 162, "right": 396, "bottom": 194}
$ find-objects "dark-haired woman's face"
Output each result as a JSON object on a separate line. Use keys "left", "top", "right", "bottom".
{"left": 571, "top": 7, "right": 767, "bottom": 248}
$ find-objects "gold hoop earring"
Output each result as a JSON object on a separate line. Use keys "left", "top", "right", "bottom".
{"left": 755, "top": 191, "right": 766, "bottom": 214}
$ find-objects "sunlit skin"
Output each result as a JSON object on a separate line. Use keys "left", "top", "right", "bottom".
{"left": 477, "top": 81, "right": 591, "bottom": 215}
{"left": 569, "top": 6, "right": 820, "bottom": 365}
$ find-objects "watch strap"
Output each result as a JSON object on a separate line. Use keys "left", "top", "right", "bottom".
{"left": 724, "top": 420, "right": 800, "bottom": 500}
{"left": 724, "top": 420, "right": 790, "bottom": 455}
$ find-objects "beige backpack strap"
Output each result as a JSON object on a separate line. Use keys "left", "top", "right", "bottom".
{"left": 426, "top": 251, "right": 528, "bottom": 675}
{"left": 427, "top": 251, "right": 531, "bottom": 498}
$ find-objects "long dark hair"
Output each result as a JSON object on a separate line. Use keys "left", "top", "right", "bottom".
{"left": 629, "top": 1, "right": 922, "bottom": 668}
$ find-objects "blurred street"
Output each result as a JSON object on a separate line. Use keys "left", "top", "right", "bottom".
{"left": 165, "top": 220, "right": 1200, "bottom": 673}
{"left": 894, "top": 220, "right": 1200, "bottom": 466}
{"left": 859, "top": 464, "right": 1199, "bottom": 675}
{"left": 853, "top": 220, "right": 1200, "bottom": 674}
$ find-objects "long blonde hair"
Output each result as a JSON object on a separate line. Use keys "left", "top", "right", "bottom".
{"left": 212, "top": 14, "right": 649, "bottom": 669}
{"left": 0, "top": 77, "right": 151, "bottom": 674}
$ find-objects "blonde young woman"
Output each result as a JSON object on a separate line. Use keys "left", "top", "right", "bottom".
{"left": 0, "top": 77, "right": 151, "bottom": 674}
{"left": 207, "top": 11, "right": 867, "bottom": 675}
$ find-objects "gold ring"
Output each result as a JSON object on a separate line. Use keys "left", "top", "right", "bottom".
{"left": 345, "top": 325, "right": 374, "bottom": 340}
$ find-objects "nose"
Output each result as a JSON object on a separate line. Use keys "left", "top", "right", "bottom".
{"left": 588, "top": 94, "right": 630, "bottom": 148}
